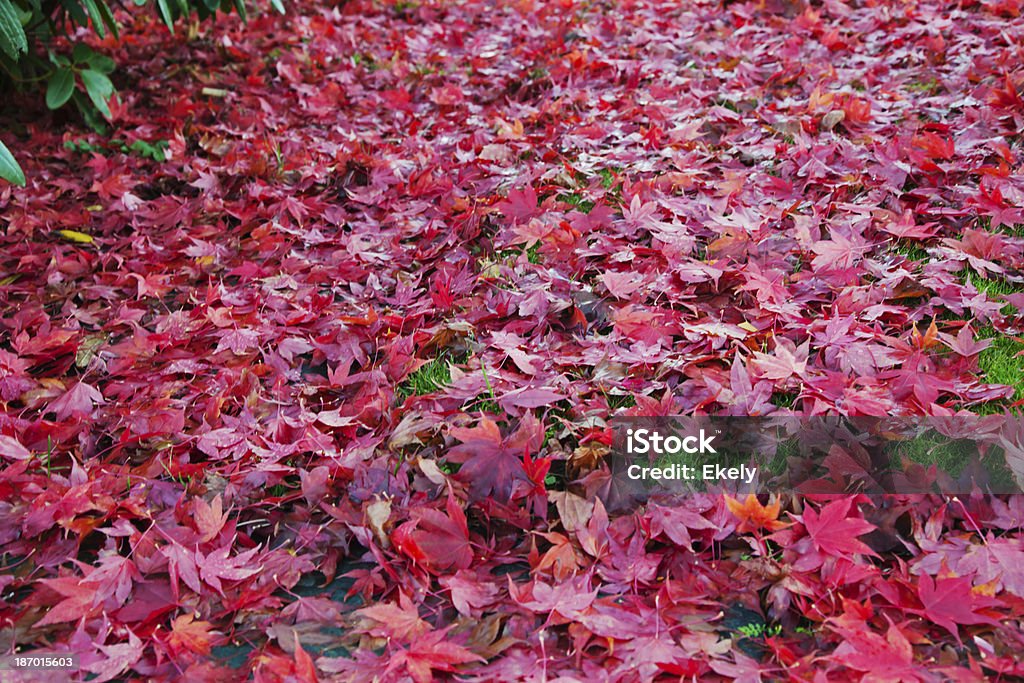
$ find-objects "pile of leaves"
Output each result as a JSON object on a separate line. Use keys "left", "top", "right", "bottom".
{"left": 2, "top": 0, "right": 1024, "bottom": 679}
{"left": 0, "top": 0, "right": 276, "bottom": 145}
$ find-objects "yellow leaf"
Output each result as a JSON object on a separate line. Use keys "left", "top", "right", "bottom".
{"left": 75, "top": 333, "right": 107, "bottom": 368}
{"left": 738, "top": 322, "right": 758, "bottom": 333}
{"left": 56, "top": 230, "right": 94, "bottom": 244}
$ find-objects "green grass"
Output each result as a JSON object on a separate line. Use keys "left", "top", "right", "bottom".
{"left": 976, "top": 328, "right": 1024, "bottom": 404}
{"left": 713, "top": 97, "right": 740, "bottom": 113}
{"left": 606, "top": 393, "right": 636, "bottom": 411}
{"left": 543, "top": 423, "right": 560, "bottom": 446}
{"left": 905, "top": 78, "right": 941, "bottom": 95}
{"left": 597, "top": 167, "right": 621, "bottom": 189}
{"left": 998, "top": 223, "right": 1024, "bottom": 238}
{"left": 737, "top": 622, "right": 782, "bottom": 639}
{"left": 890, "top": 429, "right": 1017, "bottom": 489}
{"left": 556, "top": 192, "right": 595, "bottom": 214}
{"left": 893, "top": 432, "right": 974, "bottom": 474}
{"left": 956, "top": 268, "right": 1024, "bottom": 411}
{"left": 770, "top": 392, "right": 799, "bottom": 410}
{"left": 525, "top": 243, "right": 542, "bottom": 264}
{"left": 267, "top": 482, "right": 291, "bottom": 497}
{"left": 396, "top": 357, "right": 452, "bottom": 400}
{"left": 890, "top": 239, "right": 930, "bottom": 263}
{"left": 352, "top": 53, "right": 381, "bottom": 71}
{"left": 962, "top": 268, "right": 1024, "bottom": 303}
{"left": 468, "top": 398, "right": 501, "bottom": 413}
{"left": 494, "top": 242, "right": 543, "bottom": 265}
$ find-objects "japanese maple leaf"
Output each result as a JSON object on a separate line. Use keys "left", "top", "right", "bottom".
{"left": 197, "top": 544, "right": 262, "bottom": 595}
{"left": 623, "top": 194, "right": 676, "bottom": 234}
{"left": 163, "top": 543, "right": 202, "bottom": 599}
{"left": 251, "top": 633, "right": 319, "bottom": 683}
{"left": 751, "top": 338, "right": 809, "bottom": 382}
{"left": 447, "top": 417, "right": 527, "bottom": 502}
{"left": 194, "top": 495, "right": 228, "bottom": 544}
{"left": 388, "top": 629, "right": 483, "bottom": 683}
{"left": 49, "top": 381, "right": 104, "bottom": 420}
{"left": 601, "top": 271, "right": 646, "bottom": 299}
{"left": 167, "top": 614, "right": 220, "bottom": 658}
{"left": 291, "top": 634, "right": 320, "bottom": 683}
{"left": 988, "top": 72, "right": 1024, "bottom": 111}
{"left": 214, "top": 328, "right": 260, "bottom": 355}
{"left": 0, "top": 434, "right": 32, "bottom": 460}
{"left": 196, "top": 427, "right": 246, "bottom": 460}
{"left": 533, "top": 532, "right": 582, "bottom": 580}
{"left": 497, "top": 185, "right": 538, "bottom": 225}
{"left": 798, "top": 498, "right": 877, "bottom": 557}
{"left": 969, "top": 181, "right": 1024, "bottom": 229}
{"left": 85, "top": 630, "right": 144, "bottom": 683}
{"left": 725, "top": 494, "right": 788, "bottom": 533}
{"left": 646, "top": 502, "right": 720, "bottom": 550}
{"left": 910, "top": 573, "right": 1003, "bottom": 643}
{"left": 721, "top": 356, "right": 775, "bottom": 415}
{"left": 35, "top": 576, "right": 97, "bottom": 626}
{"left": 392, "top": 494, "right": 473, "bottom": 571}
{"left": 997, "top": 419, "right": 1024, "bottom": 487}
{"left": 938, "top": 324, "right": 992, "bottom": 357}
{"left": 830, "top": 621, "right": 929, "bottom": 682}
{"left": 612, "top": 305, "right": 678, "bottom": 346}
{"left": 957, "top": 537, "right": 1024, "bottom": 597}
{"left": 810, "top": 231, "right": 870, "bottom": 271}
{"left": 82, "top": 553, "right": 140, "bottom": 609}
{"left": 911, "top": 131, "right": 955, "bottom": 161}
{"left": 879, "top": 209, "right": 940, "bottom": 240}
{"left": 498, "top": 386, "right": 565, "bottom": 410}
{"left": 509, "top": 575, "right": 597, "bottom": 618}
{"left": 0, "top": 349, "right": 33, "bottom": 401}
{"left": 439, "top": 571, "right": 500, "bottom": 617}
{"left": 356, "top": 592, "right": 429, "bottom": 641}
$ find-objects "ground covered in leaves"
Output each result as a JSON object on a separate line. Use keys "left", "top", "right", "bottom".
{"left": 2, "top": 0, "right": 1024, "bottom": 680}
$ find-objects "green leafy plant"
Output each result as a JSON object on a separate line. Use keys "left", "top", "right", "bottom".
{"left": 65, "top": 135, "right": 170, "bottom": 161}
{"left": 0, "top": 137, "right": 23, "bottom": 185}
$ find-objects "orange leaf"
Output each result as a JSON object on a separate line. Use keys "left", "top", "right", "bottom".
{"left": 912, "top": 318, "right": 940, "bottom": 350}
{"left": 168, "top": 614, "right": 219, "bottom": 658}
{"left": 725, "top": 494, "right": 788, "bottom": 533}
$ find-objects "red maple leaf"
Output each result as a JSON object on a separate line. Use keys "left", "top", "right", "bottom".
{"left": 446, "top": 417, "right": 528, "bottom": 502}
{"left": 392, "top": 493, "right": 473, "bottom": 572}
{"left": 355, "top": 592, "right": 429, "bottom": 641}
{"left": 798, "top": 498, "right": 878, "bottom": 557}
{"left": 388, "top": 629, "right": 483, "bottom": 683}
{"left": 34, "top": 576, "right": 97, "bottom": 626}
{"left": 910, "top": 573, "right": 1003, "bottom": 643}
